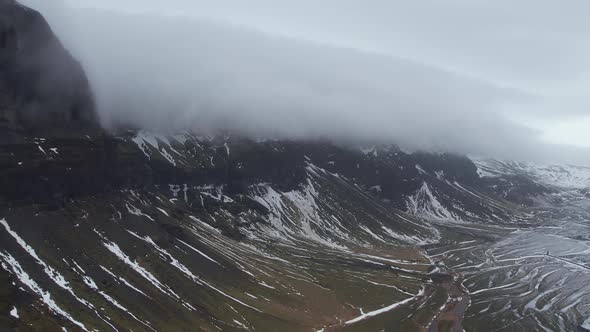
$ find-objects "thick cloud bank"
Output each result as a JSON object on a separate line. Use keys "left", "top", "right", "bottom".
{"left": 20, "top": 0, "right": 590, "bottom": 165}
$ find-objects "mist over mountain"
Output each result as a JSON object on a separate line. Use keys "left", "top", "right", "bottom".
{"left": 16, "top": 0, "right": 590, "bottom": 165}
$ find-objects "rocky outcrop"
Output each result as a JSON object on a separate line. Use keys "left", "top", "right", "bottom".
{"left": 0, "top": 0, "right": 98, "bottom": 140}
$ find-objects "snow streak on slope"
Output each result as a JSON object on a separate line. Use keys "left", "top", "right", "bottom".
{"left": 250, "top": 180, "right": 348, "bottom": 249}
{"left": 345, "top": 287, "right": 425, "bottom": 325}
{"left": 249, "top": 163, "right": 438, "bottom": 248}
{"left": 95, "top": 230, "right": 181, "bottom": 300}
{"left": 0, "top": 251, "right": 89, "bottom": 331}
{"left": 131, "top": 131, "right": 192, "bottom": 166}
{"left": 407, "top": 182, "right": 460, "bottom": 222}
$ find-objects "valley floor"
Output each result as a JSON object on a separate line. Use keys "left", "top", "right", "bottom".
{"left": 426, "top": 198, "right": 590, "bottom": 332}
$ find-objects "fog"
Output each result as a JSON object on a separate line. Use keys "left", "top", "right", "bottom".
{"left": 19, "top": 0, "right": 590, "bottom": 165}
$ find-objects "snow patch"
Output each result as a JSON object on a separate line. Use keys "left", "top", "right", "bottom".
{"left": 10, "top": 306, "right": 18, "bottom": 318}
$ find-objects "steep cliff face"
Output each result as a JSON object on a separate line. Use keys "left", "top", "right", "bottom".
{"left": 0, "top": 0, "right": 97, "bottom": 140}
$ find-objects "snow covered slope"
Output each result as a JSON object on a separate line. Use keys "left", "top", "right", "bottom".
{"left": 474, "top": 159, "right": 590, "bottom": 190}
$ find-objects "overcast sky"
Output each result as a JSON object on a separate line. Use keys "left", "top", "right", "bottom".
{"left": 20, "top": 0, "right": 590, "bottom": 164}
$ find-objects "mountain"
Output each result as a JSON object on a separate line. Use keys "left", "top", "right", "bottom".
{"left": 0, "top": 129, "right": 561, "bottom": 332}
{"left": 2, "top": 2, "right": 590, "bottom": 332}
{"left": 475, "top": 158, "right": 590, "bottom": 195}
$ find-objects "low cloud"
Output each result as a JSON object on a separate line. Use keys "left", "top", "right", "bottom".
{"left": 20, "top": 0, "right": 590, "bottom": 165}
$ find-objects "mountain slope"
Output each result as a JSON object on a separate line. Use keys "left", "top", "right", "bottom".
{"left": 475, "top": 159, "right": 590, "bottom": 190}
{"left": 0, "top": 130, "right": 531, "bottom": 331}
{"left": 0, "top": 133, "right": 442, "bottom": 331}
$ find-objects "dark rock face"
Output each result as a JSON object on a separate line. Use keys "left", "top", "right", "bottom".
{"left": 0, "top": 0, "right": 98, "bottom": 140}
{"left": 0, "top": 135, "right": 151, "bottom": 207}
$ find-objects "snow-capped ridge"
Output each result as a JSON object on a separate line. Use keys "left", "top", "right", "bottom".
{"left": 474, "top": 159, "right": 590, "bottom": 189}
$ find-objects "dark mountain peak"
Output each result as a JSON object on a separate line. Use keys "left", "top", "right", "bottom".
{"left": 0, "top": 0, "right": 98, "bottom": 141}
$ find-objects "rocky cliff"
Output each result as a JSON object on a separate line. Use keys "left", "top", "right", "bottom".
{"left": 0, "top": 0, "right": 98, "bottom": 142}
